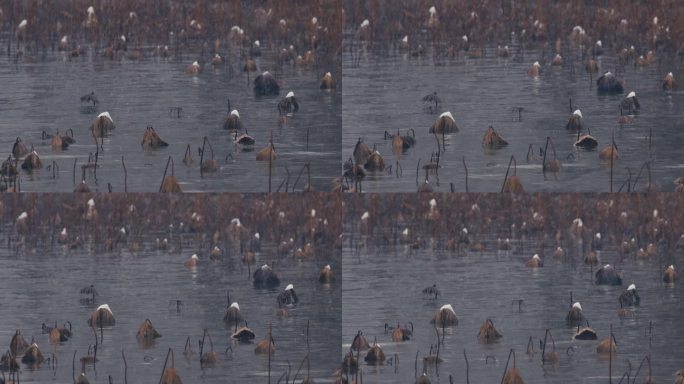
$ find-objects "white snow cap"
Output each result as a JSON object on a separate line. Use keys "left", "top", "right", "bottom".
{"left": 361, "top": 211, "right": 370, "bottom": 220}
{"left": 573, "top": 109, "right": 583, "bottom": 118}
{"left": 440, "top": 304, "right": 455, "bottom": 313}
{"left": 230, "top": 302, "right": 240, "bottom": 310}
{"left": 360, "top": 19, "right": 369, "bottom": 28}
{"left": 98, "top": 111, "right": 113, "bottom": 122}
{"left": 87, "top": 198, "right": 95, "bottom": 207}
{"left": 311, "top": 209, "right": 316, "bottom": 217}
{"left": 627, "top": 91, "right": 636, "bottom": 98}
{"left": 18, "top": 19, "right": 27, "bottom": 28}
{"left": 97, "top": 304, "right": 112, "bottom": 313}
{"left": 230, "top": 109, "right": 240, "bottom": 118}
{"left": 402, "top": 35, "right": 408, "bottom": 43}
{"left": 440, "top": 111, "right": 455, "bottom": 121}
{"left": 573, "top": 302, "right": 582, "bottom": 310}
{"left": 191, "top": 254, "right": 199, "bottom": 260}
{"left": 627, "top": 284, "right": 636, "bottom": 291}
{"left": 429, "top": 6, "right": 437, "bottom": 15}
{"left": 87, "top": 6, "right": 95, "bottom": 15}
{"left": 286, "top": 91, "right": 295, "bottom": 98}
{"left": 323, "top": 264, "right": 331, "bottom": 270}
{"left": 285, "top": 284, "right": 294, "bottom": 291}
{"left": 17, "top": 212, "right": 27, "bottom": 220}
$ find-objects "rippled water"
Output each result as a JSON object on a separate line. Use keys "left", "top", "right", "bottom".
{"left": 342, "top": 226, "right": 684, "bottom": 383}
{"left": 343, "top": 45, "right": 684, "bottom": 192}
{"left": 0, "top": 226, "right": 341, "bottom": 383}
{"left": 0, "top": 46, "right": 341, "bottom": 192}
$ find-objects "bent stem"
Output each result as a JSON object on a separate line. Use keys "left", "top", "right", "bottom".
{"left": 501, "top": 155, "right": 517, "bottom": 192}
{"left": 500, "top": 349, "right": 516, "bottom": 384}
{"left": 632, "top": 161, "right": 651, "bottom": 191}
{"left": 158, "top": 156, "right": 175, "bottom": 192}
{"left": 158, "top": 348, "right": 175, "bottom": 384}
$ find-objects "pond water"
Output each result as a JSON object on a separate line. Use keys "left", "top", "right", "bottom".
{"left": 342, "top": 200, "right": 684, "bottom": 383}
{"left": 0, "top": 45, "right": 341, "bottom": 192}
{"left": 0, "top": 196, "right": 341, "bottom": 383}
{"left": 343, "top": 44, "right": 684, "bottom": 192}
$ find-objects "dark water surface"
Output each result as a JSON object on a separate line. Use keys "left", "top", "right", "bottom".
{"left": 343, "top": 228, "right": 684, "bottom": 383}
{"left": 0, "top": 229, "right": 341, "bottom": 383}
{"left": 0, "top": 47, "right": 341, "bottom": 192}
{"left": 343, "top": 46, "right": 684, "bottom": 192}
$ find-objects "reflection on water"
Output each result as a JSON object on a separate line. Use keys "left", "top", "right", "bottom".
{"left": 0, "top": 48, "right": 341, "bottom": 192}
{"left": 342, "top": 194, "right": 684, "bottom": 383}
{"left": 343, "top": 48, "right": 684, "bottom": 192}
{"left": 0, "top": 194, "right": 341, "bottom": 383}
